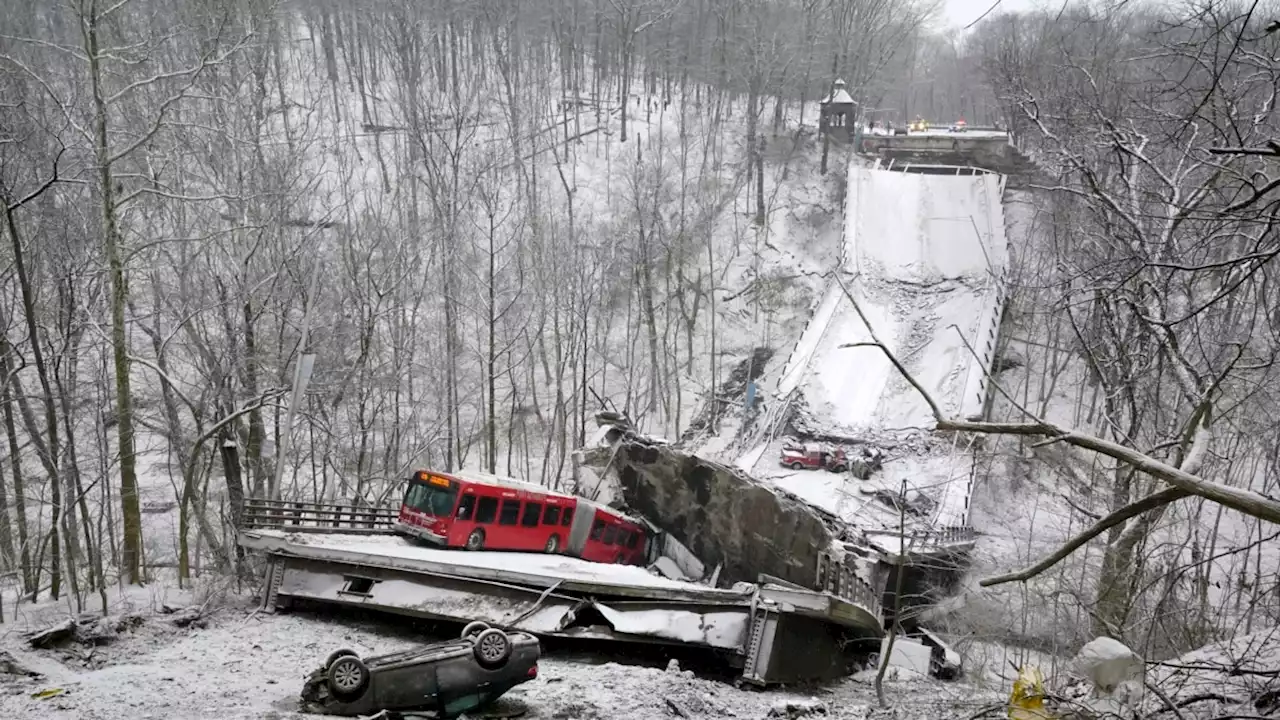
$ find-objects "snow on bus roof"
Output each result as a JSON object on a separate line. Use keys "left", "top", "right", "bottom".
{"left": 413, "top": 468, "right": 646, "bottom": 524}
{"left": 438, "top": 469, "right": 557, "bottom": 494}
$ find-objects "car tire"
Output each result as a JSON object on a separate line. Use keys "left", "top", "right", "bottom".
{"left": 831, "top": 464, "right": 847, "bottom": 473}
{"left": 472, "top": 628, "right": 513, "bottom": 669}
{"left": 545, "top": 534, "right": 561, "bottom": 553}
{"left": 465, "top": 529, "right": 485, "bottom": 551}
{"left": 326, "top": 654, "right": 370, "bottom": 700}
{"left": 324, "top": 648, "right": 359, "bottom": 669}
{"left": 790, "top": 462, "right": 804, "bottom": 470}
{"left": 461, "top": 621, "right": 491, "bottom": 639}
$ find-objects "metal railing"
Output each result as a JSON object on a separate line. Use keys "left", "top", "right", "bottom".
{"left": 242, "top": 498, "right": 399, "bottom": 534}
{"left": 815, "top": 552, "right": 884, "bottom": 621}
{"left": 864, "top": 526, "right": 979, "bottom": 551}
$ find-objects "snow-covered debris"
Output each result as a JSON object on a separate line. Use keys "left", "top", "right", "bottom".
{"left": 1146, "top": 626, "right": 1280, "bottom": 715}
{"left": 23, "top": 614, "right": 146, "bottom": 650}
{"left": 1074, "top": 637, "right": 1143, "bottom": 694}
{"left": 651, "top": 557, "right": 691, "bottom": 581}
{"left": 0, "top": 650, "right": 43, "bottom": 678}
{"left": 879, "top": 637, "right": 931, "bottom": 677}
{"left": 25, "top": 620, "right": 77, "bottom": 649}
{"left": 75, "top": 613, "right": 145, "bottom": 646}
{"left": 767, "top": 698, "right": 829, "bottom": 718}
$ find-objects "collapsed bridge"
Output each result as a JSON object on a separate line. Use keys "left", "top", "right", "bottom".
{"left": 240, "top": 498, "right": 881, "bottom": 685}
{"left": 240, "top": 135, "right": 1021, "bottom": 684}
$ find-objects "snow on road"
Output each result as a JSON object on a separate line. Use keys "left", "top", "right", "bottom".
{"left": 250, "top": 530, "right": 740, "bottom": 595}
{"left": 798, "top": 167, "right": 1005, "bottom": 435}
{"left": 759, "top": 164, "right": 1008, "bottom": 531}
{"left": 808, "top": 283, "right": 900, "bottom": 428}
{"left": 849, "top": 167, "right": 1000, "bottom": 283}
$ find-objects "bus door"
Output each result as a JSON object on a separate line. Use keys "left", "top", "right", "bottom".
{"left": 538, "top": 498, "right": 574, "bottom": 554}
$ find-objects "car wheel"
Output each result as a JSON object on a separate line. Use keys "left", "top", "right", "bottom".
{"left": 473, "top": 628, "right": 513, "bottom": 668}
{"left": 790, "top": 462, "right": 804, "bottom": 470}
{"left": 545, "top": 534, "right": 561, "bottom": 553}
{"left": 831, "top": 464, "right": 847, "bottom": 473}
{"left": 324, "top": 648, "right": 359, "bottom": 669}
{"left": 465, "top": 529, "right": 485, "bottom": 551}
{"left": 461, "top": 620, "right": 491, "bottom": 639}
{"left": 326, "top": 654, "right": 370, "bottom": 699}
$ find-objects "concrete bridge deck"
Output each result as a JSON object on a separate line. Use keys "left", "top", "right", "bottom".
{"left": 241, "top": 522, "right": 883, "bottom": 685}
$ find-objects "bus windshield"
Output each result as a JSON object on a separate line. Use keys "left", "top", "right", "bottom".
{"left": 403, "top": 480, "right": 459, "bottom": 517}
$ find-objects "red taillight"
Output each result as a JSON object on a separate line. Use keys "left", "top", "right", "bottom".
{"left": 526, "top": 664, "right": 538, "bottom": 678}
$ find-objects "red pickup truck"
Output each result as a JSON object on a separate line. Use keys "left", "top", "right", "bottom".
{"left": 779, "top": 443, "right": 848, "bottom": 472}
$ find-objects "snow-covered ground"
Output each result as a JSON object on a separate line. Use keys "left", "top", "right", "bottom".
{"left": 0, "top": 590, "right": 1004, "bottom": 720}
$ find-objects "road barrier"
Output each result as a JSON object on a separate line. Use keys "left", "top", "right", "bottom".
{"left": 243, "top": 498, "right": 398, "bottom": 534}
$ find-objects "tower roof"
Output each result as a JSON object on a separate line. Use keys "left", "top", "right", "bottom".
{"left": 820, "top": 78, "right": 854, "bottom": 105}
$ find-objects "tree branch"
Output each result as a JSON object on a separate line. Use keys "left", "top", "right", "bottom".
{"left": 831, "top": 273, "right": 1280, "bottom": 527}
{"left": 979, "top": 487, "right": 1191, "bottom": 587}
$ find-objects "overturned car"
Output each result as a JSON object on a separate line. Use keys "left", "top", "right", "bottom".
{"left": 300, "top": 622, "right": 540, "bottom": 717}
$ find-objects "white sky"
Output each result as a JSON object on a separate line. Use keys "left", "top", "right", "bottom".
{"left": 940, "top": 0, "right": 1039, "bottom": 28}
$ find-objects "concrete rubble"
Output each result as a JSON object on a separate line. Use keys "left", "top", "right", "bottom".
{"left": 581, "top": 414, "right": 858, "bottom": 591}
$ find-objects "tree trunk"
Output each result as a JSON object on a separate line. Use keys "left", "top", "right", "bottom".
{"left": 86, "top": 14, "right": 144, "bottom": 585}
{"left": 220, "top": 439, "right": 248, "bottom": 574}
{"left": 242, "top": 300, "right": 267, "bottom": 498}
{"left": 0, "top": 343, "right": 31, "bottom": 594}
{"left": 756, "top": 136, "right": 766, "bottom": 225}
{"left": 3, "top": 195, "right": 63, "bottom": 599}
{"left": 487, "top": 213, "right": 498, "bottom": 473}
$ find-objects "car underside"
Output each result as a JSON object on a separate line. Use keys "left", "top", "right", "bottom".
{"left": 301, "top": 622, "right": 540, "bottom": 718}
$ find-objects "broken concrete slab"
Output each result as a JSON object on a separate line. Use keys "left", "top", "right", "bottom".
{"left": 879, "top": 637, "right": 931, "bottom": 676}
{"left": 603, "top": 437, "right": 848, "bottom": 589}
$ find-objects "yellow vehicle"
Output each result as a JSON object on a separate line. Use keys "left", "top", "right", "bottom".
{"left": 909, "top": 117, "right": 929, "bottom": 132}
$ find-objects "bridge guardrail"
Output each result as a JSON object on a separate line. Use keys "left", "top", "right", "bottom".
{"left": 815, "top": 552, "right": 884, "bottom": 621}
{"left": 243, "top": 498, "right": 398, "bottom": 534}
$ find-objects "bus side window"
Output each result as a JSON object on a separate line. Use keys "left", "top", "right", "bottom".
{"left": 499, "top": 499, "right": 521, "bottom": 526}
{"left": 475, "top": 497, "right": 499, "bottom": 524}
{"left": 456, "top": 494, "right": 476, "bottom": 520}
{"left": 542, "top": 505, "right": 561, "bottom": 526}
{"left": 626, "top": 529, "right": 640, "bottom": 549}
{"left": 589, "top": 518, "right": 605, "bottom": 540}
{"left": 602, "top": 524, "right": 618, "bottom": 546}
{"left": 521, "top": 502, "right": 542, "bottom": 528}
{"left": 561, "top": 507, "right": 574, "bottom": 526}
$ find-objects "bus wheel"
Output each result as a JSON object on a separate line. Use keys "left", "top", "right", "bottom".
{"left": 465, "top": 529, "right": 485, "bottom": 551}
{"left": 614, "top": 555, "right": 625, "bottom": 564}
{"left": 545, "top": 535, "right": 561, "bottom": 553}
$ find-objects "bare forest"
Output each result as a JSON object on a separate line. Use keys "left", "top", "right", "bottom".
{"left": 0, "top": 0, "right": 941, "bottom": 613}
{"left": 0, "top": 0, "right": 1278, "bottom": 708}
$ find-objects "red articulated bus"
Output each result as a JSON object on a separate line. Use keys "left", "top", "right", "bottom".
{"left": 395, "top": 469, "right": 648, "bottom": 565}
